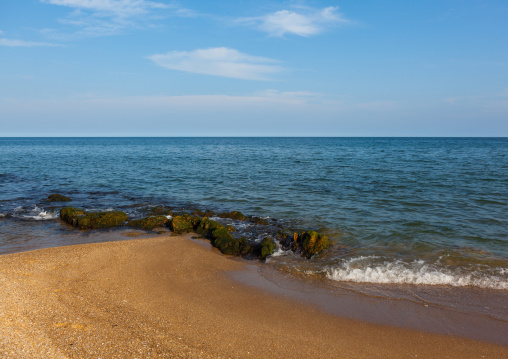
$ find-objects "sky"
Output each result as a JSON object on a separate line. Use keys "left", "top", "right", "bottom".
{"left": 1, "top": 0, "right": 507, "bottom": 136}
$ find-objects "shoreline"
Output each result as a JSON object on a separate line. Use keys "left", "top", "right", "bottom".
{"left": 0, "top": 234, "right": 506, "bottom": 358}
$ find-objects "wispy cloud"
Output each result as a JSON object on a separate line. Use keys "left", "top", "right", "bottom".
{"left": 40, "top": 0, "right": 191, "bottom": 38}
{"left": 0, "top": 38, "right": 58, "bottom": 47}
{"left": 41, "top": 0, "right": 169, "bottom": 17}
{"left": 148, "top": 47, "right": 283, "bottom": 81}
{"left": 238, "top": 6, "right": 350, "bottom": 37}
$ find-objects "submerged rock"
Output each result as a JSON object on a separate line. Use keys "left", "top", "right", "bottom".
{"left": 48, "top": 194, "right": 71, "bottom": 202}
{"left": 127, "top": 215, "right": 169, "bottom": 231}
{"left": 60, "top": 207, "right": 127, "bottom": 230}
{"left": 147, "top": 205, "right": 173, "bottom": 217}
{"left": 192, "top": 209, "right": 216, "bottom": 218}
{"left": 218, "top": 211, "right": 248, "bottom": 221}
{"left": 249, "top": 216, "right": 270, "bottom": 226}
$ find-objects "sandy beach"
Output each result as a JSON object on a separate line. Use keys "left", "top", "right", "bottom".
{"left": 0, "top": 234, "right": 506, "bottom": 359}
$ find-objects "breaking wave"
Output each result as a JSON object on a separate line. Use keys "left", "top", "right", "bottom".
{"left": 21, "top": 206, "right": 59, "bottom": 221}
{"left": 325, "top": 256, "right": 508, "bottom": 290}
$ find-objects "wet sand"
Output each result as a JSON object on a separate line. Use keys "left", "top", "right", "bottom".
{"left": 0, "top": 234, "right": 506, "bottom": 358}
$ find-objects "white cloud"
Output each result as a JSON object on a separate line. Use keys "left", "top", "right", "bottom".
{"left": 0, "top": 38, "right": 58, "bottom": 47}
{"left": 239, "top": 6, "right": 350, "bottom": 37}
{"left": 148, "top": 47, "right": 283, "bottom": 81}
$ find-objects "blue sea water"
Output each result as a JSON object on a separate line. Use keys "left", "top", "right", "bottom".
{"left": 0, "top": 137, "right": 507, "bottom": 290}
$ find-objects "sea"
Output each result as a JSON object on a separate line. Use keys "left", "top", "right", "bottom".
{"left": 1, "top": 137, "right": 507, "bottom": 335}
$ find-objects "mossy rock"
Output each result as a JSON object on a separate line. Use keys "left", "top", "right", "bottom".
{"left": 192, "top": 209, "right": 216, "bottom": 218}
{"left": 218, "top": 211, "right": 248, "bottom": 221}
{"left": 211, "top": 227, "right": 247, "bottom": 255}
{"left": 127, "top": 215, "right": 169, "bottom": 231}
{"left": 226, "top": 225, "right": 236, "bottom": 232}
{"left": 274, "top": 229, "right": 296, "bottom": 250}
{"left": 147, "top": 206, "right": 173, "bottom": 216}
{"left": 195, "top": 217, "right": 223, "bottom": 237}
{"left": 299, "top": 231, "right": 330, "bottom": 259}
{"left": 60, "top": 207, "right": 127, "bottom": 230}
{"left": 170, "top": 214, "right": 200, "bottom": 234}
{"left": 60, "top": 207, "right": 86, "bottom": 227}
{"left": 48, "top": 194, "right": 71, "bottom": 202}
{"left": 259, "top": 238, "right": 275, "bottom": 260}
{"left": 240, "top": 238, "right": 255, "bottom": 256}
{"left": 249, "top": 216, "right": 270, "bottom": 226}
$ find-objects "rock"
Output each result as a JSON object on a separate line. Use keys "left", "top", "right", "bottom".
{"left": 147, "top": 206, "right": 173, "bottom": 217}
{"left": 60, "top": 207, "right": 127, "bottom": 230}
{"left": 195, "top": 217, "right": 223, "bottom": 237}
{"left": 210, "top": 227, "right": 247, "bottom": 255}
{"left": 60, "top": 207, "right": 86, "bottom": 227}
{"left": 192, "top": 209, "right": 216, "bottom": 218}
{"left": 274, "top": 229, "right": 294, "bottom": 250}
{"left": 249, "top": 216, "right": 270, "bottom": 226}
{"left": 218, "top": 211, "right": 248, "bottom": 221}
{"left": 274, "top": 229, "right": 330, "bottom": 258}
{"left": 259, "top": 238, "right": 275, "bottom": 260}
{"left": 127, "top": 216, "right": 169, "bottom": 231}
{"left": 170, "top": 214, "right": 199, "bottom": 234}
{"left": 299, "top": 231, "right": 330, "bottom": 259}
{"left": 226, "top": 225, "right": 236, "bottom": 232}
{"left": 48, "top": 194, "right": 71, "bottom": 202}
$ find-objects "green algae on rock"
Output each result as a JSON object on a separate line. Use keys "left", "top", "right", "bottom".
{"left": 218, "top": 211, "right": 248, "bottom": 221}
{"left": 170, "top": 214, "right": 200, "bottom": 234}
{"left": 249, "top": 216, "right": 270, "bottom": 226}
{"left": 48, "top": 194, "right": 71, "bottom": 202}
{"left": 146, "top": 205, "right": 173, "bottom": 217}
{"left": 60, "top": 207, "right": 127, "bottom": 230}
{"left": 275, "top": 229, "right": 330, "bottom": 258}
{"left": 127, "top": 215, "right": 169, "bottom": 231}
{"left": 259, "top": 237, "right": 275, "bottom": 260}
{"left": 195, "top": 217, "right": 223, "bottom": 237}
{"left": 191, "top": 209, "right": 216, "bottom": 218}
{"left": 299, "top": 231, "right": 330, "bottom": 259}
{"left": 183, "top": 217, "right": 251, "bottom": 256}
{"left": 211, "top": 227, "right": 248, "bottom": 256}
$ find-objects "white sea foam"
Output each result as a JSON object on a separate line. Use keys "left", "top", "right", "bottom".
{"left": 325, "top": 256, "right": 508, "bottom": 290}
{"left": 269, "top": 247, "right": 291, "bottom": 258}
{"left": 165, "top": 214, "right": 173, "bottom": 220}
{"left": 22, "top": 206, "right": 59, "bottom": 221}
{"left": 0, "top": 213, "right": 7, "bottom": 218}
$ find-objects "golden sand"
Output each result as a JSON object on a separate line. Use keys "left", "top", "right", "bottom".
{"left": 0, "top": 234, "right": 506, "bottom": 358}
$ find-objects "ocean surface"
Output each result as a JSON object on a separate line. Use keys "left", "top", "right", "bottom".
{"left": 1, "top": 137, "right": 507, "bottom": 322}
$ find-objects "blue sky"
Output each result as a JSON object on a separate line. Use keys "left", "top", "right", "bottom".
{"left": 1, "top": 0, "right": 507, "bottom": 136}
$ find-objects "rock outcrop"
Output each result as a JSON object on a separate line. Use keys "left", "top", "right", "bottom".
{"left": 48, "top": 194, "right": 71, "bottom": 202}
{"left": 60, "top": 207, "right": 127, "bottom": 230}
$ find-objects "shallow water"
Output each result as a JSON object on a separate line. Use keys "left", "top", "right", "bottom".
{"left": 1, "top": 137, "right": 507, "bottom": 296}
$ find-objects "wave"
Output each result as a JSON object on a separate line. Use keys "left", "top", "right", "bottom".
{"left": 324, "top": 256, "right": 508, "bottom": 290}
{"left": 21, "top": 206, "right": 59, "bottom": 221}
